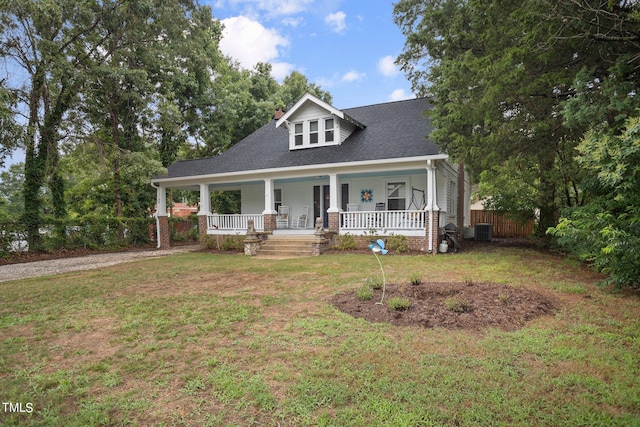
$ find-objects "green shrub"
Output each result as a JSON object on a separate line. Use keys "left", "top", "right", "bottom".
{"left": 386, "top": 235, "right": 410, "bottom": 253}
{"left": 199, "top": 234, "right": 219, "bottom": 250}
{"left": 387, "top": 296, "right": 411, "bottom": 310}
{"left": 221, "top": 235, "right": 244, "bottom": 251}
{"left": 365, "top": 276, "right": 383, "bottom": 290}
{"left": 334, "top": 234, "right": 357, "bottom": 250}
{"left": 444, "top": 297, "right": 471, "bottom": 313}
{"left": 199, "top": 234, "right": 244, "bottom": 251}
{"left": 408, "top": 272, "right": 422, "bottom": 286}
{"left": 356, "top": 285, "right": 374, "bottom": 300}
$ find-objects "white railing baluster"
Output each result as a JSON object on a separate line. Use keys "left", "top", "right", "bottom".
{"left": 207, "top": 214, "right": 264, "bottom": 232}
{"left": 340, "top": 210, "right": 426, "bottom": 231}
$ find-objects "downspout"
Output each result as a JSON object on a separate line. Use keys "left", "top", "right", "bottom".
{"left": 150, "top": 182, "right": 161, "bottom": 249}
{"left": 427, "top": 160, "right": 434, "bottom": 253}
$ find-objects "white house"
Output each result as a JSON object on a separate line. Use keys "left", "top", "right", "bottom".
{"left": 151, "top": 93, "right": 470, "bottom": 254}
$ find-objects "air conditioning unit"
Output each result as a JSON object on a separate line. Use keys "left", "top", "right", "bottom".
{"left": 475, "top": 223, "right": 493, "bottom": 241}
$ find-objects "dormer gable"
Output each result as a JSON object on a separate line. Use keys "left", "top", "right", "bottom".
{"left": 276, "top": 93, "right": 365, "bottom": 151}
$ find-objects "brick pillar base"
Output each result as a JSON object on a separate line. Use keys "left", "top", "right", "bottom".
{"left": 430, "top": 211, "right": 440, "bottom": 255}
{"left": 328, "top": 212, "right": 339, "bottom": 233}
{"left": 198, "top": 215, "right": 208, "bottom": 238}
{"left": 158, "top": 215, "right": 170, "bottom": 249}
{"left": 264, "top": 213, "right": 276, "bottom": 232}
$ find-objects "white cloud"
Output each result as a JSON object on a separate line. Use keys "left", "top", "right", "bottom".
{"left": 270, "top": 62, "right": 295, "bottom": 81}
{"left": 342, "top": 70, "right": 366, "bottom": 82}
{"left": 378, "top": 55, "right": 400, "bottom": 77}
{"left": 281, "top": 16, "right": 303, "bottom": 27}
{"left": 325, "top": 11, "right": 347, "bottom": 33}
{"left": 220, "top": 16, "right": 290, "bottom": 73}
{"left": 221, "top": 0, "right": 314, "bottom": 18}
{"left": 389, "top": 89, "right": 414, "bottom": 102}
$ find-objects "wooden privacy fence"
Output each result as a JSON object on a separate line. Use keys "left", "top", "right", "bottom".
{"left": 470, "top": 210, "right": 534, "bottom": 238}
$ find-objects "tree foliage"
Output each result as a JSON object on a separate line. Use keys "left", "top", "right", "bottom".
{"left": 394, "top": 0, "right": 639, "bottom": 286}
{"left": 1, "top": 0, "right": 331, "bottom": 248}
{"left": 394, "top": 0, "right": 639, "bottom": 236}
{"left": 549, "top": 115, "right": 640, "bottom": 288}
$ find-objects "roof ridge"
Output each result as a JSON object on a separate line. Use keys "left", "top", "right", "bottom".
{"left": 341, "top": 96, "right": 429, "bottom": 111}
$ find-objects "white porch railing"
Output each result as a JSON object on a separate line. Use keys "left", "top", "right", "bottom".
{"left": 340, "top": 210, "right": 426, "bottom": 231}
{"left": 208, "top": 214, "right": 264, "bottom": 232}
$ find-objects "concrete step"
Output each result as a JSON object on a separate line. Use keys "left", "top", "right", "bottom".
{"left": 255, "top": 235, "right": 316, "bottom": 258}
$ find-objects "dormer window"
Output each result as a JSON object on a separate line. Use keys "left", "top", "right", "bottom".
{"left": 294, "top": 123, "right": 303, "bottom": 146}
{"left": 309, "top": 120, "right": 319, "bottom": 144}
{"left": 289, "top": 117, "right": 339, "bottom": 149}
{"left": 275, "top": 92, "right": 366, "bottom": 151}
{"left": 325, "top": 118, "right": 334, "bottom": 143}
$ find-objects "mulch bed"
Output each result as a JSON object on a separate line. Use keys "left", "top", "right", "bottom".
{"left": 332, "top": 281, "right": 559, "bottom": 331}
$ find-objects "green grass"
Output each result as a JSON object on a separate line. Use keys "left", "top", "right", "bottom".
{"left": 1, "top": 248, "right": 639, "bottom": 426}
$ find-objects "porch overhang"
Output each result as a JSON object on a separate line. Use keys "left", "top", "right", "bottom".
{"left": 150, "top": 154, "right": 449, "bottom": 188}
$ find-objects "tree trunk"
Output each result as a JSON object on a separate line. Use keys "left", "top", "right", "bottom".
{"left": 22, "top": 72, "right": 45, "bottom": 250}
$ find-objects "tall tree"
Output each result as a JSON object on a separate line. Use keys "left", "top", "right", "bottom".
{"left": 1, "top": 0, "right": 110, "bottom": 247}
{"left": 394, "top": 0, "right": 637, "bottom": 234}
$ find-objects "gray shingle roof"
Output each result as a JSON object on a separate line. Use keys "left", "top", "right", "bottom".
{"left": 162, "top": 97, "right": 439, "bottom": 179}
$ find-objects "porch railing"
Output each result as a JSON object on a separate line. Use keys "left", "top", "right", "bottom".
{"left": 340, "top": 210, "right": 426, "bottom": 231}
{"left": 208, "top": 214, "right": 264, "bottom": 232}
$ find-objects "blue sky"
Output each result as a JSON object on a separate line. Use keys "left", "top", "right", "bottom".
{"left": 208, "top": 0, "right": 415, "bottom": 108}
{"left": 1, "top": 1, "right": 413, "bottom": 171}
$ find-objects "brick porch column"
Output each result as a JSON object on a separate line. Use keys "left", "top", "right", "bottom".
{"left": 198, "top": 215, "right": 208, "bottom": 242}
{"left": 264, "top": 213, "right": 276, "bottom": 232}
{"left": 157, "top": 215, "right": 170, "bottom": 249}
{"left": 430, "top": 210, "right": 439, "bottom": 254}
{"left": 328, "top": 212, "right": 339, "bottom": 233}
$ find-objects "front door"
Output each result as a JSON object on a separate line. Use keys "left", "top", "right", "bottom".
{"left": 313, "top": 185, "right": 331, "bottom": 227}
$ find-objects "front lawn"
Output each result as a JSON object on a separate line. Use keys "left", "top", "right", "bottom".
{"left": 1, "top": 246, "right": 638, "bottom": 426}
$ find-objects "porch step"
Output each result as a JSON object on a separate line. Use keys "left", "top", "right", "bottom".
{"left": 255, "top": 235, "right": 316, "bottom": 258}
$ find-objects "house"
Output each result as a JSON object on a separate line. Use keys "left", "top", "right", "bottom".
{"left": 151, "top": 93, "right": 470, "bottom": 254}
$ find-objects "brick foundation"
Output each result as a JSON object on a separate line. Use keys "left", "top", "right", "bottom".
{"left": 347, "top": 235, "right": 429, "bottom": 253}
{"left": 157, "top": 215, "right": 170, "bottom": 249}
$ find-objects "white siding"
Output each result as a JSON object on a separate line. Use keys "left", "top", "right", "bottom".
{"left": 240, "top": 184, "right": 264, "bottom": 214}
{"left": 339, "top": 121, "right": 356, "bottom": 143}
{"left": 340, "top": 173, "right": 427, "bottom": 211}
{"left": 288, "top": 103, "right": 328, "bottom": 122}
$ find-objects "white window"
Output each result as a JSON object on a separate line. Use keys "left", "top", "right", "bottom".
{"left": 387, "top": 182, "right": 406, "bottom": 210}
{"left": 289, "top": 116, "right": 339, "bottom": 149}
{"left": 325, "top": 118, "right": 334, "bottom": 142}
{"left": 294, "top": 123, "right": 303, "bottom": 146}
{"left": 309, "top": 120, "right": 319, "bottom": 144}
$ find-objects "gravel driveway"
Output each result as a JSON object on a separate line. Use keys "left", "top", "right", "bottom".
{"left": 0, "top": 245, "right": 199, "bottom": 283}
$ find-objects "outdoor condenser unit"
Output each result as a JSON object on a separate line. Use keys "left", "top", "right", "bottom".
{"left": 475, "top": 223, "right": 493, "bottom": 241}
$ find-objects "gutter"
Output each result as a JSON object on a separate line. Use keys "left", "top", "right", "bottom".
{"left": 151, "top": 154, "right": 450, "bottom": 186}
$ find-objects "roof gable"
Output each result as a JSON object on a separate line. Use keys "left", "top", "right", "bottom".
{"left": 275, "top": 92, "right": 365, "bottom": 130}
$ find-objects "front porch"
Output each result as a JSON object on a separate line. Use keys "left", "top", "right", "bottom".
{"left": 203, "top": 210, "right": 427, "bottom": 236}
{"left": 153, "top": 158, "right": 451, "bottom": 253}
